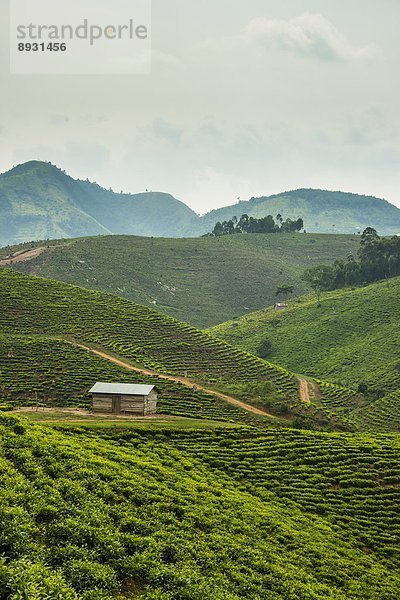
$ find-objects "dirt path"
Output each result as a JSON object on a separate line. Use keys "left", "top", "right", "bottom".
{"left": 76, "top": 343, "right": 276, "bottom": 418}
{"left": 298, "top": 378, "right": 311, "bottom": 403}
{"left": 0, "top": 246, "right": 47, "bottom": 266}
{"left": 14, "top": 407, "right": 177, "bottom": 421}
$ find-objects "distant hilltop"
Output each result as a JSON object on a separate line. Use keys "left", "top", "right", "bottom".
{"left": 1, "top": 160, "right": 400, "bottom": 245}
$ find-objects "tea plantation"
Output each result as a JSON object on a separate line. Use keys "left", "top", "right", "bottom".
{"left": 1, "top": 413, "right": 400, "bottom": 599}
{"left": 92, "top": 425, "right": 400, "bottom": 569}
{"left": 1, "top": 267, "right": 400, "bottom": 598}
{"left": 351, "top": 390, "right": 400, "bottom": 433}
{"left": 0, "top": 269, "right": 360, "bottom": 428}
{"left": 0, "top": 335, "right": 261, "bottom": 425}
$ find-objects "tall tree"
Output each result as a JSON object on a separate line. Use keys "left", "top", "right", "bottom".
{"left": 275, "top": 284, "right": 294, "bottom": 300}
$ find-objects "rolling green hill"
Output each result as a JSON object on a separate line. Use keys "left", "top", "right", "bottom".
{"left": 199, "top": 189, "right": 400, "bottom": 236}
{"left": 0, "top": 269, "right": 364, "bottom": 430}
{"left": 1, "top": 233, "right": 359, "bottom": 327}
{"left": 0, "top": 161, "right": 197, "bottom": 246}
{"left": 208, "top": 277, "right": 400, "bottom": 421}
{"left": 1, "top": 414, "right": 400, "bottom": 598}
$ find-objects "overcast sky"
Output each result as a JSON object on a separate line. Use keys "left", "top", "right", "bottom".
{"left": 1, "top": 0, "right": 399, "bottom": 213}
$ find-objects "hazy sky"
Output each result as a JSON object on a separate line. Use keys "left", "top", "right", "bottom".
{"left": 1, "top": 0, "right": 399, "bottom": 213}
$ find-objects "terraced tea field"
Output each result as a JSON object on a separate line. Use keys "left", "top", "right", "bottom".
{"left": 94, "top": 425, "right": 400, "bottom": 569}
{"left": 0, "top": 335, "right": 268, "bottom": 426}
{"left": 0, "top": 269, "right": 360, "bottom": 428}
{"left": 0, "top": 270, "right": 297, "bottom": 386}
{"left": 0, "top": 414, "right": 399, "bottom": 599}
{"left": 351, "top": 390, "right": 400, "bottom": 433}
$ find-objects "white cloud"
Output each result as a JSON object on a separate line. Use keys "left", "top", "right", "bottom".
{"left": 191, "top": 167, "right": 254, "bottom": 214}
{"left": 244, "top": 13, "right": 378, "bottom": 62}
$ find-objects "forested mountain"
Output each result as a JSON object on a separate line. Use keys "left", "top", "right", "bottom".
{"left": 0, "top": 161, "right": 198, "bottom": 245}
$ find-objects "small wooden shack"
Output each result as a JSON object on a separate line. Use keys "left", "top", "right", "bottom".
{"left": 89, "top": 382, "right": 157, "bottom": 415}
{"left": 274, "top": 303, "right": 289, "bottom": 311}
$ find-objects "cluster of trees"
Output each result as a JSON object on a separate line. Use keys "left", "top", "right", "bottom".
{"left": 207, "top": 214, "right": 304, "bottom": 236}
{"left": 303, "top": 228, "right": 400, "bottom": 297}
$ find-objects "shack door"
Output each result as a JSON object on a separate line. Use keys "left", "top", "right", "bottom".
{"left": 112, "top": 395, "right": 121, "bottom": 414}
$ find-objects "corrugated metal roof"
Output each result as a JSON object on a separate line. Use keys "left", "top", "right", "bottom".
{"left": 89, "top": 382, "right": 155, "bottom": 396}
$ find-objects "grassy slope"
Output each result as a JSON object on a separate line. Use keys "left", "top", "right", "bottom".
{"left": 3, "top": 233, "right": 359, "bottom": 328}
{"left": 209, "top": 278, "right": 400, "bottom": 428}
{"left": 0, "top": 413, "right": 399, "bottom": 599}
{"left": 0, "top": 269, "right": 362, "bottom": 429}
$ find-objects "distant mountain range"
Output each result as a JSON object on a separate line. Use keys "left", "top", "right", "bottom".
{"left": 1, "top": 160, "right": 400, "bottom": 245}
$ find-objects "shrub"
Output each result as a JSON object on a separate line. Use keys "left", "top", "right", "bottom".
{"left": 0, "top": 558, "right": 77, "bottom": 600}
{"left": 62, "top": 560, "right": 119, "bottom": 593}
{"left": 257, "top": 338, "right": 273, "bottom": 359}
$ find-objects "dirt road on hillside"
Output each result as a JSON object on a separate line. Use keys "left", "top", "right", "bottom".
{"left": 0, "top": 247, "right": 47, "bottom": 266}
{"left": 75, "top": 343, "right": 276, "bottom": 418}
{"left": 298, "top": 379, "right": 311, "bottom": 403}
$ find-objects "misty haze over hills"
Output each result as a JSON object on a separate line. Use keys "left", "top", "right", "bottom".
{"left": 1, "top": 160, "right": 400, "bottom": 246}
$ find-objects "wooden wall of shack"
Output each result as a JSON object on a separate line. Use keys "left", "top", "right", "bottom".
{"left": 92, "top": 390, "right": 157, "bottom": 415}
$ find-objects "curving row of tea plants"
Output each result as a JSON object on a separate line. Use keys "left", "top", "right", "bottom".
{"left": 93, "top": 425, "right": 400, "bottom": 569}
{"left": 316, "top": 380, "right": 367, "bottom": 416}
{"left": 1, "top": 413, "right": 400, "bottom": 599}
{"left": 351, "top": 390, "right": 400, "bottom": 433}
